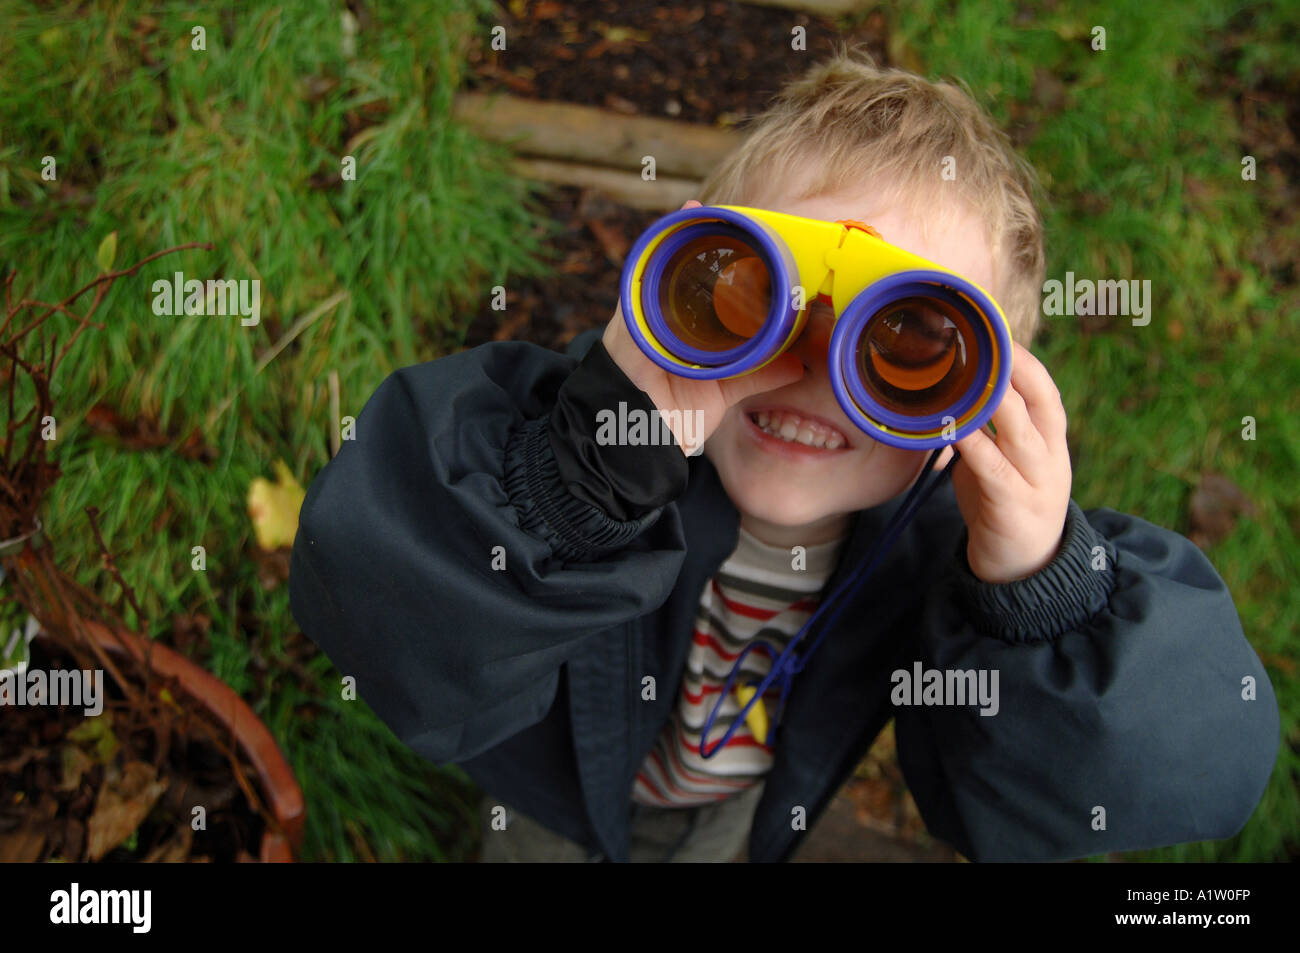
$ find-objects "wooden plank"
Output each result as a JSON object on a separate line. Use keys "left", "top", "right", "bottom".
{"left": 513, "top": 158, "right": 701, "bottom": 211}
{"left": 455, "top": 92, "right": 742, "bottom": 180}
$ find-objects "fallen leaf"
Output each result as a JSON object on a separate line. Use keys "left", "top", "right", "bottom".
{"left": 87, "top": 761, "right": 168, "bottom": 861}
{"left": 67, "top": 711, "right": 119, "bottom": 765}
{"left": 175, "top": 427, "right": 217, "bottom": 463}
{"left": 253, "top": 547, "right": 293, "bottom": 591}
{"left": 84, "top": 402, "right": 171, "bottom": 450}
{"left": 585, "top": 217, "right": 630, "bottom": 266}
{"left": 247, "top": 460, "right": 306, "bottom": 550}
{"left": 96, "top": 231, "right": 118, "bottom": 274}
{"left": 0, "top": 828, "right": 45, "bottom": 862}
{"left": 1189, "top": 473, "right": 1257, "bottom": 548}
{"left": 58, "top": 744, "right": 94, "bottom": 791}
{"left": 142, "top": 824, "right": 193, "bottom": 863}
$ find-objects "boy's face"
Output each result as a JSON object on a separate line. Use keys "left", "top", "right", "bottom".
{"left": 702, "top": 187, "right": 999, "bottom": 544}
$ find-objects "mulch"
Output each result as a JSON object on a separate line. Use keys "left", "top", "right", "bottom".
{"left": 464, "top": 0, "right": 889, "bottom": 127}
{"left": 460, "top": 1, "right": 890, "bottom": 353}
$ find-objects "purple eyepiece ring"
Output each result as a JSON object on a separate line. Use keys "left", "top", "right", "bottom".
{"left": 828, "top": 270, "right": 1011, "bottom": 449}
{"left": 620, "top": 207, "right": 800, "bottom": 380}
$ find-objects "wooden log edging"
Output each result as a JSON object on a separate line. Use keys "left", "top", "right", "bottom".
{"left": 453, "top": 92, "right": 744, "bottom": 181}
{"left": 512, "top": 157, "right": 700, "bottom": 211}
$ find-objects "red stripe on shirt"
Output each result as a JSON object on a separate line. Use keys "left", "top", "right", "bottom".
{"left": 711, "top": 579, "right": 818, "bottom": 619}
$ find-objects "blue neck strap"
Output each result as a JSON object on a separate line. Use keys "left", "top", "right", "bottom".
{"left": 699, "top": 447, "right": 959, "bottom": 759}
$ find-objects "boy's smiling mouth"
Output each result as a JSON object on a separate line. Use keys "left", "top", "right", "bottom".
{"left": 744, "top": 406, "right": 853, "bottom": 453}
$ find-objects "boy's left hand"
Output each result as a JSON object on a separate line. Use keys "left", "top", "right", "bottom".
{"left": 945, "top": 342, "right": 1073, "bottom": 584}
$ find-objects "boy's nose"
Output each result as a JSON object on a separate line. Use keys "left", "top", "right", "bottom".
{"left": 788, "top": 299, "right": 835, "bottom": 371}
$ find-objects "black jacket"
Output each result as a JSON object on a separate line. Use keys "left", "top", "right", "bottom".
{"left": 289, "top": 329, "right": 1279, "bottom": 862}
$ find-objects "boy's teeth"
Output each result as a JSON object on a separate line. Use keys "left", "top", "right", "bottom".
{"left": 750, "top": 410, "right": 846, "bottom": 450}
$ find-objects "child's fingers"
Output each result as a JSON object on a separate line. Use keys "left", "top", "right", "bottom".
{"left": 1008, "top": 343, "right": 1069, "bottom": 453}
{"left": 718, "top": 353, "right": 804, "bottom": 408}
{"left": 954, "top": 424, "right": 1029, "bottom": 495}
{"left": 987, "top": 384, "right": 1051, "bottom": 483}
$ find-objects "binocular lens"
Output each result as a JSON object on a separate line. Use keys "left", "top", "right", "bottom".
{"left": 656, "top": 234, "right": 772, "bottom": 353}
{"left": 856, "top": 297, "right": 979, "bottom": 417}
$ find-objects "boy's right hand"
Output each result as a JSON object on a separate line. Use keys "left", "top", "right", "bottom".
{"left": 600, "top": 200, "right": 806, "bottom": 457}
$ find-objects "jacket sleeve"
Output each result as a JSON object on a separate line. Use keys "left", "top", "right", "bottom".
{"left": 894, "top": 500, "right": 1281, "bottom": 861}
{"left": 288, "top": 338, "right": 690, "bottom": 765}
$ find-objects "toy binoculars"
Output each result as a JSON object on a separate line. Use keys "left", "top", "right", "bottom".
{"left": 619, "top": 205, "right": 1013, "bottom": 449}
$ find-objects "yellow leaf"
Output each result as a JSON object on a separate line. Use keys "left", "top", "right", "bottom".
{"left": 67, "top": 711, "right": 119, "bottom": 765}
{"left": 96, "top": 231, "right": 118, "bottom": 274}
{"left": 247, "top": 460, "right": 306, "bottom": 550}
{"left": 602, "top": 26, "right": 650, "bottom": 43}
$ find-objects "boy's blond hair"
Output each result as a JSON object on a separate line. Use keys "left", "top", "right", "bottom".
{"left": 699, "top": 49, "right": 1046, "bottom": 344}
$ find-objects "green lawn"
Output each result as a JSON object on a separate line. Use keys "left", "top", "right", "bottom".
{"left": 1, "top": 0, "right": 1295, "bottom": 862}
{"left": 1, "top": 0, "right": 551, "bottom": 860}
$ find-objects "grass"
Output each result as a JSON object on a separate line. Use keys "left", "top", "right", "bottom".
{"left": 1, "top": 0, "right": 552, "bottom": 860}
{"left": 889, "top": 0, "right": 1300, "bottom": 860}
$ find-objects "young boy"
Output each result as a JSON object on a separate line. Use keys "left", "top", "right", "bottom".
{"left": 288, "top": 53, "right": 1279, "bottom": 863}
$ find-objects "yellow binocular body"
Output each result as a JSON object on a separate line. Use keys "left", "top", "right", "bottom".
{"left": 619, "top": 205, "right": 1013, "bottom": 449}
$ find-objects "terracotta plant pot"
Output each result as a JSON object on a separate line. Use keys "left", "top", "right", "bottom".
{"left": 51, "top": 619, "right": 306, "bottom": 862}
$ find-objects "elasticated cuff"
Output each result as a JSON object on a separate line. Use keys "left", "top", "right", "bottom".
{"left": 952, "top": 500, "right": 1117, "bottom": 644}
{"left": 547, "top": 338, "right": 690, "bottom": 521}
{"left": 503, "top": 415, "right": 664, "bottom": 563}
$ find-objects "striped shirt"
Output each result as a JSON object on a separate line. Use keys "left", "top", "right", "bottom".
{"left": 631, "top": 525, "right": 847, "bottom": 807}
